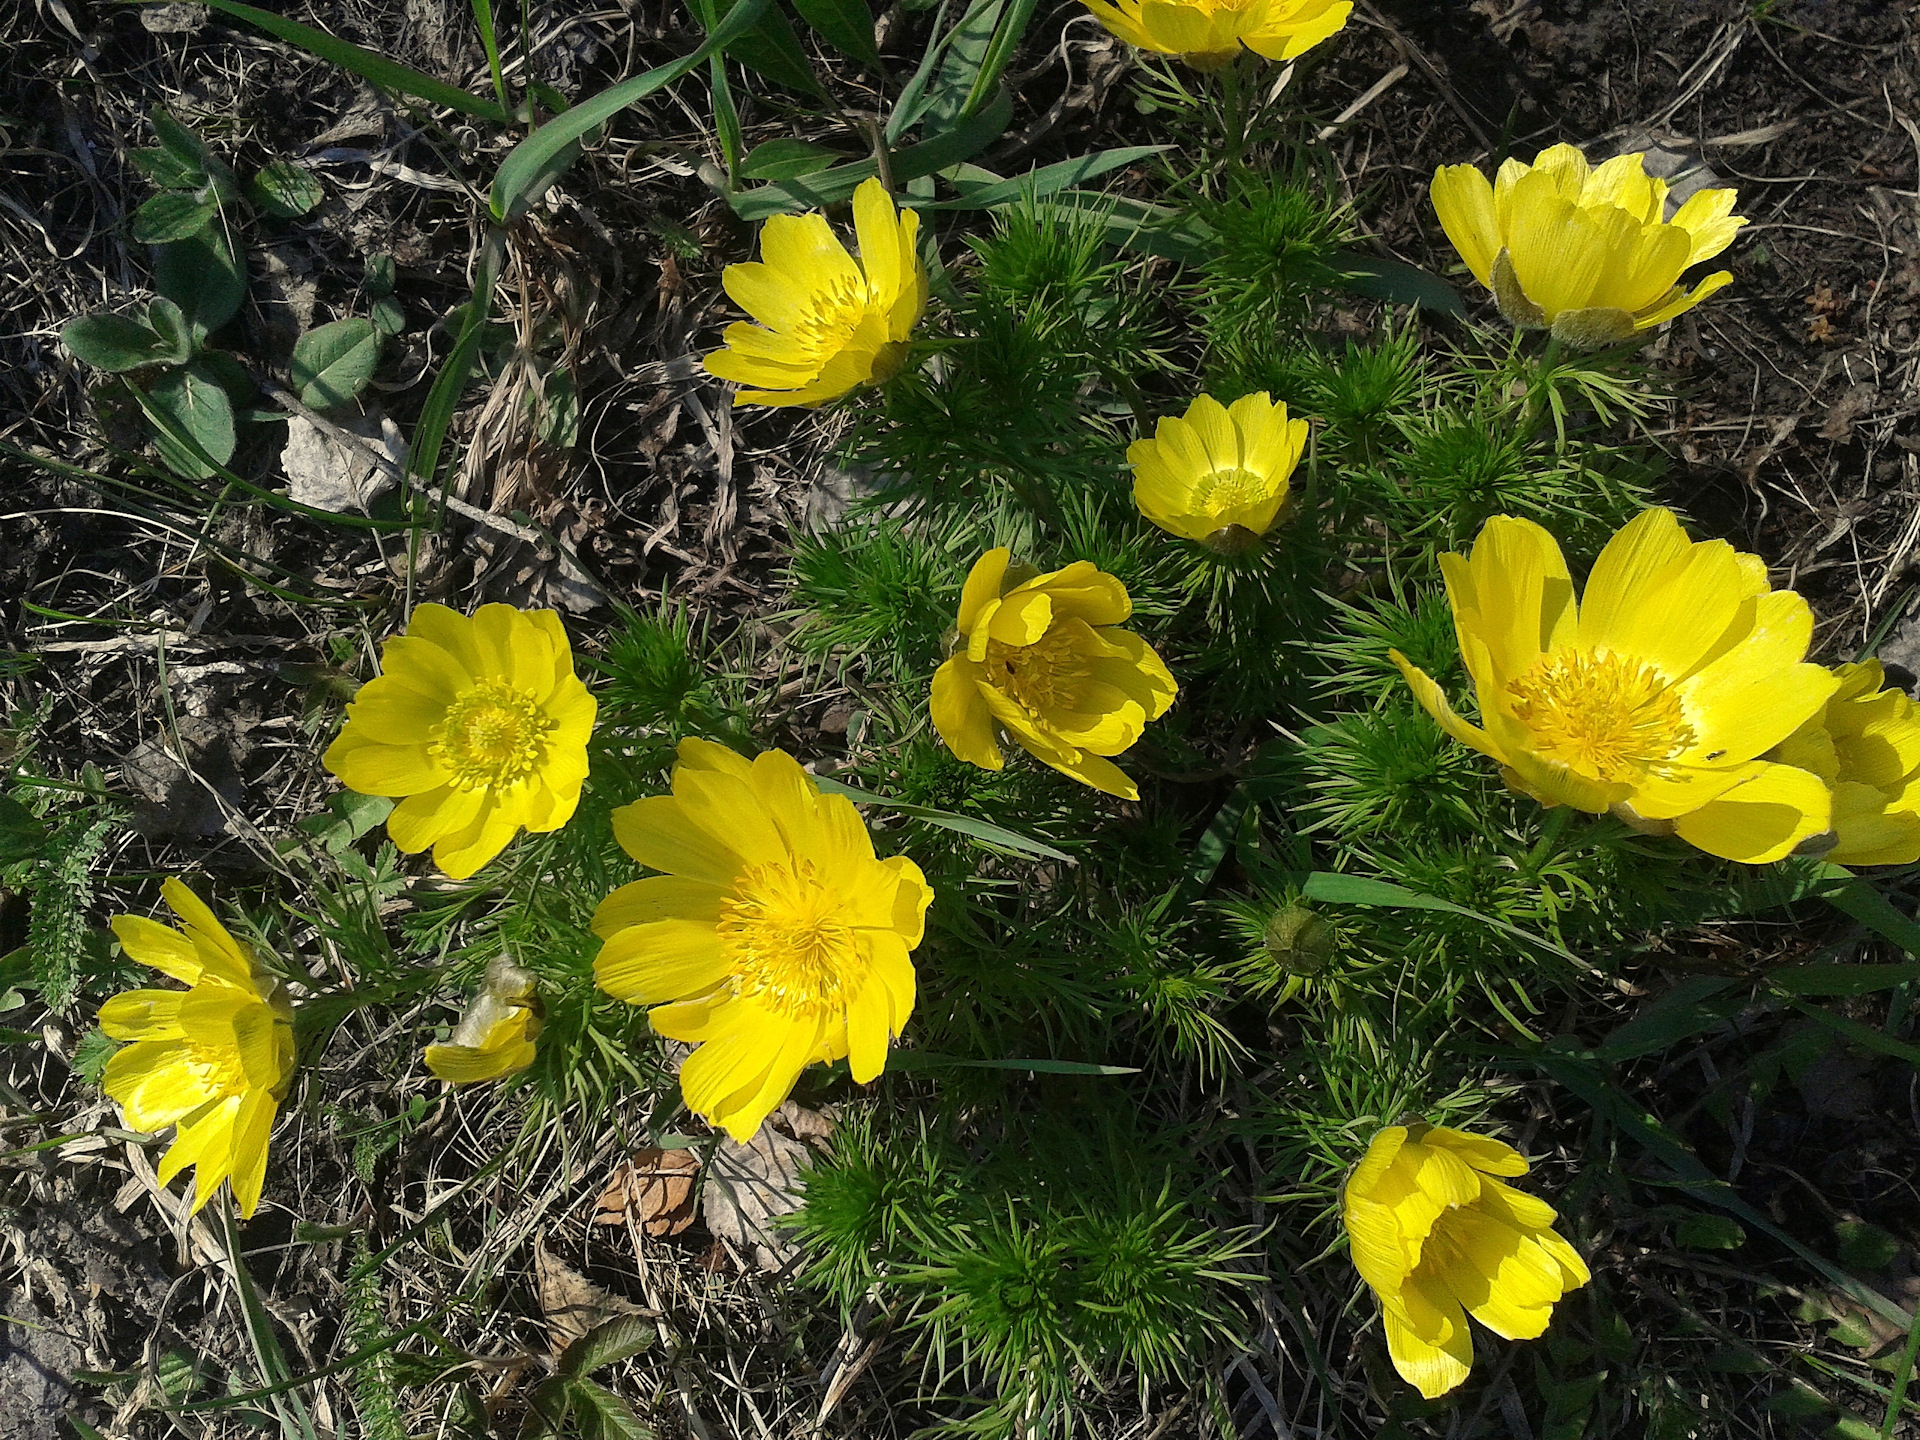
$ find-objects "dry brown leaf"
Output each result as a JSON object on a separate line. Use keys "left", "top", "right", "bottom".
{"left": 702, "top": 1125, "right": 812, "bottom": 1275}
{"left": 589, "top": 1147, "right": 700, "bottom": 1238}
{"left": 533, "top": 1236, "right": 639, "bottom": 1354}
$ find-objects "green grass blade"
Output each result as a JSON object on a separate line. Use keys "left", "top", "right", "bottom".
{"left": 470, "top": 0, "right": 509, "bottom": 112}
{"left": 812, "top": 774, "right": 1070, "bottom": 861}
{"left": 407, "top": 231, "right": 503, "bottom": 488}
{"left": 491, "top": 0, "right": 772, "bottom": 221}
{"left": 909, "top": 146, "right": 1169, "bottom": 211}
{"left": 176, "top": 0, "right": 510, "bottom": 123}
{"left": 887, "top": 1050, "right": 1139, "bottom": 1076}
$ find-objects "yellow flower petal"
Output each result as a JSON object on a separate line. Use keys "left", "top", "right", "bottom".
{"left": 931, "top": 657, "right": 1004, "bottom": 769}
{"left": 1431, "top": 164, "right": 1501, "bottom": 288}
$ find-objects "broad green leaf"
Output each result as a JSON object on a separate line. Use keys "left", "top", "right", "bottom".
{"left": 730, "top": 86, "right": 1013, "bottom": 218}
{"left": 956, "top": 0, "right": 1035, "bottom": 121}
{"left": 740, "top": 137, "right": 844, "bottom": 181}
{"left": 370, "top": 296, "right": 406, "bottom": 337}
{"left": 791, "top": 0, "right": 881, "bottom": 70}
{"left": 0, "top": 795, "right": 47, "bottom": 864}
{"left": 144, "top": 297, "right": 193, "bottom": 363}
{"left": 1674, "top": 1212, "right": 1746, "bottom": 1251}
{"left": 362, "top": 253, "right": 396, "bottom": 299}
{"left": 918, "top": 0, "right": 1000, "bottom": 130}
{"left": 490, "top": 0, "right": 771, "bottom": 222}
{"left": 290, "top": 317, "right": 381, "bottom": 410}
{"left": 147, "top": 362, "right": 237, "bottom": 479}
{"left": 132, "top": 190, "right": 217, "bottom": 243}
{"left": 182, "top": 0, "right": 511, "bottom": 123}
{"left": 154, "top": 226, "right": 245, "bottom": 341}
{"left": 564, "top": 1377, "right": 655, "bottom": 1440}
{"left": 687, "top": 0, "right": 823, "bottom": 98}
{"left": 910, "top": 146, "right": 1168, "bottom": 210}
{"left": 559, "top": 1316, "right": 656, "bottom": 1378}
{"left": 812, "top": 774, "right": 1070, "bottom": 861}
{"left": 151, "top": 106, "right": 214, "bottom": 172}
{"left": 1336, "top": 253, "right": 1465, "bottom": 314}
{"left": 885, "top": 1050, "right": 1138, "bottom": 1076}
{"left": 248, "top": 161, "right": 325, "bottom": 218}
{"left": 886, "top": 0, "right": 952, "bottom": 142}
{"left": 129, "top": 145, "right": 204, "bottom": 190}
{"left": 62, "top": 311, "right": 178, "bottom": 372}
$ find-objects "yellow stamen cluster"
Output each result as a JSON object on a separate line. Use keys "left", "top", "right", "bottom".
{"left": 1505, "top": 650, "right": 1696, "bottom": 785}
{"left": 718, "top": 860, "right": 866, "bottom": 1020}
{"left": 432, "top": 679, "right": 556, "bottom": 791}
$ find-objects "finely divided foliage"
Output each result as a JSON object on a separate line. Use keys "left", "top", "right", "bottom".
{"left": 42, "top": 3, "right": 1920, "bottom": 1438}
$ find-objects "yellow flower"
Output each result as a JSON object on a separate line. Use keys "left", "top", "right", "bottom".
{"left": 324, "top": 603, "right": 596, "bottom": 881}
{"left": 1431, "top": 143, "right": 1747, "bottom": 347}
{"left": 1129, "top": 391, "right": 1307, "bottom": 545}
{"left": 99, "top": 880, "right": 295, "bottom": 1218}
{"left": 425, "top": 957, "right": 542, "bottom": 1083}
{"left": 1770, "top": 660, "right": 1920, "bottom": 866}
{"left": 1080, "top": 0, "right": 1351, "bottom": 69}
{"left": 592, "top": 739, "right": 932, "bottom": 1143}
{"left": 1343, "top": 1123, "right": 1590, "bottom": 1399}
{"left": 1392, "top": 508, "right": 1837, "bottom": 864}
{"left": 930, "top": 549, "right": 1178, "bottom": 801}
{"left": 702, "top": 178, "right": 926, "bottom": 408}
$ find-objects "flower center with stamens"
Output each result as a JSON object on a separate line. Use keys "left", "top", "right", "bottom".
{"left": 718, "top": 859, "right": 864, "bottom": 1020}
{"left": 1506, "top": 649, "right": 1696, "bottom": 784}
{"left": 789, "top": 273, "right": 878, "bottom": 367}
{"left": 432, "top": 679, "right": 554, "bottom": 792}
{"left": 985, "top": 629, "right": 1092, "bottom": 714}
{"left": 1189, "top": 466, "right": 1277, "bottom": 515}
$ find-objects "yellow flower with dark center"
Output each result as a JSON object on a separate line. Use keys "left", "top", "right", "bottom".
{"left": 930, "top": 548, "right": 1178, "bottom": 801}
{"left": 1080, "top": 0, "right": 1350, "bottom": 69}
{"left": 702, "top": 178, "right": 926, "bottom": 408}
{"left": 99, "top": 880, "right": 295, "bottom": 1218}
{"left": 592, "top": 739, "right": 932, "bottom": 1143}
{"left": 1129, "top": 391, "right": 1308, "bottom": 546}
{"left": 1431, "top": 143, "right": 1746, "bottom": 347}
{"left": 1770, "top": 659, "right": 1920, "bottom": 866}
{"left": 425, "top": 957, "right": 542, "bottom": 1083}
{"left": 1392, "top": 507, "right": 1838, "bottom": 863}
{"left": 324, "top": 603, "right": 596, "bottom": 880}
{"left": 1344, "top": 1123, "right": 1590, "bottom": 1399}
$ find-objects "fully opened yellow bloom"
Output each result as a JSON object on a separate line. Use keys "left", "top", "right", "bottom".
{"left": 100, "top": 880, "right": 295, "bottom": 1218}
{"left": 1431, "top": 143, "right": 1746, "bottom": 347}
{"left": 425, "top": 957, "right": 542, "bottom": 1083}
{"left": 1344, "top": 1124, "right": 1590, "bottom": 1398}
{"left": 593, "top": 740, "right": 932, "bottom": 1143}
{"left": 703, "top": 178, "right": 926, "bottom": 408}
{"left": 930, "top": 549, "right": 1177, "bottom": 801}
{"left": 1081, "top": 0, "right": 1350, "bottom": 69}
{"left": 1392, "top": 508, "right": 1837, "bottom": 863}
{"left": 1130, "top": 391, "right": 1308, "bottom": 545}
{"left": 324, "top": 603, "right": 595, "bottom": 881}
{"left": 1771, "top": 660, "right": 1920, "bottom": 866}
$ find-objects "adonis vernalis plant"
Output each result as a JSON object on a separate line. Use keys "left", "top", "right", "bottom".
{"left": 100, "top": 881, "right": 296, "bottom": 1217}
{"left": 1344, "top": 1124, "right": 1589, "bottom": 1398}
{"left": 702, "top": 177, "right": 927, "bottom": 408}
{"left": 1080, "top": 0, "right": 1351, "bottom": 69}
{"left": 324, "top": 603, "right": 596, "bottom": 880}
{"left": 1393, "top": 507, "right": 1837, "bottom": 863}
{"left": 592, "top": 739, "right": 932, "bottom": 1142}
{"left": 424, "top": 956, "right": 542, "bottom": 1084}
{"left": 1130, "top": 391, "right": 1308, "bottom": 548}
{"left": 931, "top": 548, "right": 1178, "bottom": 800}
{"left": 1431, "top": 143, "right": 1746, "bottom": 348}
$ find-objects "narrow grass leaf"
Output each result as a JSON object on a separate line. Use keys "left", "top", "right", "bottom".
{"left": 741, "top": 137, "right": 843, "bottom": 181}
{"left": 687, "top": 0, "right": 823, "bottom": 98}
{"left": 908, "top": 146, "right": 1169, "bottom": 211}
{"left": 178, "top": 0, "right": 511, "bottom": 122}
{"left": 885, "top": 0, "right": 951, "bottom": 142}
{"left": 1589, "top": 976, "right": 1742, "bottom": 1062}
{"left": 1768, "top": 961, "right": 1920, "bottom": 996}
{"left": 1301, "top": 871, "right": 1591, "bottom": 971}
{"left": 1334, "top": 253, "right": 1465, "bottom": 314}
{"left": 1788, "top": 999, "right": 1920, "bottom": 1068}
{"left": 1828, "top": 873, "right": 1920, "bottom": 955}
{"left": 409, "top": 232, "right": 502, "bottom": 483}
{"left": 490, "top": 0, "right": 771, "bottom": 221}
{"left": 886, "top": 1050, "right": 1139, "bottom": 1076}
{"left": 791, "top": 0, "right": 881, "bottom": 70}
{"left": 812, "top": 774, "right": 1070, "bottom": 861}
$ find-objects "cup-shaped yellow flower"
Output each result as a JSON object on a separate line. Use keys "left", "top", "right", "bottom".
{"left": 324, "top": 603, "right": 596, "bottom": 881}
{"left": 425, "top": 957, "right": 542, "bottom": 1083}
{"left": 99, "top": 880, "right": 295, "bottom": 1218}
{"left": 1431, "top": 143, "right": 1746, "bottom": 347}
{"left": 592, "top": 739, "right": 933, "bottom": 1143}
{"left": 1344, "top": 1123, "right": 1590, "bottom": 1399}
{"left": 1771, "top": 660, "right": 1920, "bottom": 866}
{"left": 1130, "top": 391, "right": 1308, "bottom": 546}
{"left": 1080, "top": 0, "right": 1350, "bottom": 69}
{"left": 1392, "top": 508, "right": 1837, "bottom": 864}
{"left": 702, "top": 178, "right": 926, "bottom": 409}
{"left": 930, "top": 549, "right": 1177, "bottom": 801}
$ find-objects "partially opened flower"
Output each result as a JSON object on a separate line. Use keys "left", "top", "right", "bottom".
{"left": 1771, "top": 660, "right": 1920, "bottom": 866}
{"left": 593, "top": 740, "right": 932, "bottom": 1143}
{"left": 1080, "top": 0, "right": 1351, "bottom": 69}
{"left": 324, "top": 603, "right": 596, "bottom": 880}
{"left": 99, "top": 880, "right": 295, "bottom": 1218}
{"left": 1392, "top": 508, "right": 1837, "bottom": 863}
{"left": 1344, "top": 1123, "right": 1590, "bottom": 1399}
{"left": 1129, "top": 391, "right": 1308, "bottom": 546}
{"left": 425, "top": 957, "right": 542, "bottom": 1083}
{"left": 930, "top": 548, "right": 1178, "bottom": 801}
{"left": 702, "top": 177, "right": 926, "bottom": 408}
{"left": 1431, "top": 143, "right": 1746, "bottom": 347}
